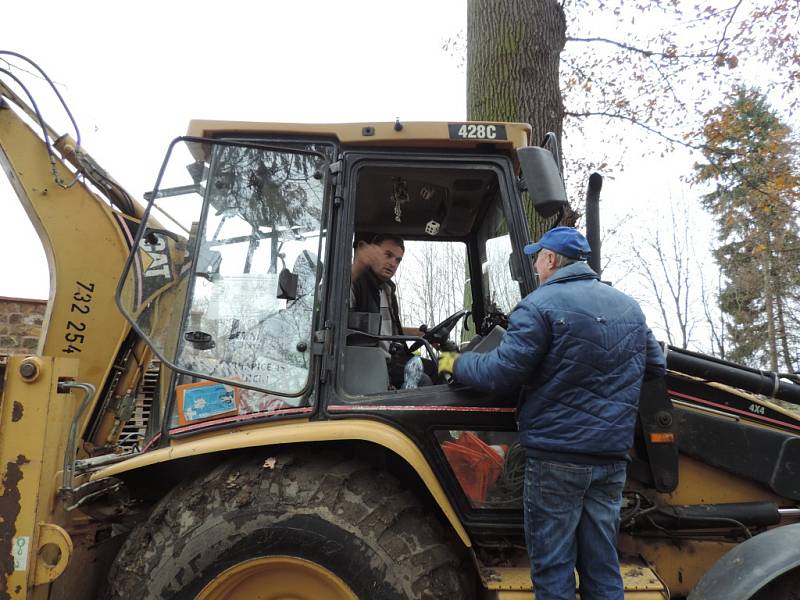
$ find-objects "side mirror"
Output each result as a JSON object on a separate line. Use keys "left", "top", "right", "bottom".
{"left": 277, "top": 268, "right": 298, "bottom": 300}
{"left": 517, "top": 146, "right": 568, "bottom": 218}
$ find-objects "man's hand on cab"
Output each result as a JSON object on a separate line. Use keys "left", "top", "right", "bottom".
{"left": 354, "top": 242, "right": 384, "bottom": 269}
{"left": 351, "top": 242, "right": 386, "bottom": 282}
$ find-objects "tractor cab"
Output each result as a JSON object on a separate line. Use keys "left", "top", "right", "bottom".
{"left": 115, "top": 121, "right": 565, "bottom": 530}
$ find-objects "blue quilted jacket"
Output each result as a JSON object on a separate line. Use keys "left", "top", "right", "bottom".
{"left": 455, "top": 262, "right": 665, "bottom": 457}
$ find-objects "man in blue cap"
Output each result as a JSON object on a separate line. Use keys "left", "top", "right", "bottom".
{"left": 438, "top": 226, "right": 665, "bottom": 600}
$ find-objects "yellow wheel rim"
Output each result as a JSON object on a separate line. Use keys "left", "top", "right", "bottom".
{"left": 196, "top": 555, "right": 359, "bottom": 600}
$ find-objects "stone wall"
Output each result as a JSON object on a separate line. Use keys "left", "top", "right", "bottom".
{"left": 0, "top": 296, "right": 47, "bottom": 355}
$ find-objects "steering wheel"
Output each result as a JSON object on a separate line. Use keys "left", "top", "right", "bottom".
{"left": 478, "top": 308, "right": 509, "bottom": 336}
{"left": 409, "top": 309, "right": 468, "bottom": 353}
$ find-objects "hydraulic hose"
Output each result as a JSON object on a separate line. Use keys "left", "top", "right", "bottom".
{"left": 624, "top": 501, "right": 781, "bottom": 533}
{"left": 667, "top": 346, "right": 800, "bottom": 406}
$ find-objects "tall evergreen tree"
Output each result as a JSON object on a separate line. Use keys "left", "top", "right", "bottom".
{"left": 694, "top": 87, "right": 800, "bottom": 372}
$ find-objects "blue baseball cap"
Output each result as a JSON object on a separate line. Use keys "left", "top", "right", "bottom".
{"left": 523, "top": 226, "right": 591, "bottom": 260}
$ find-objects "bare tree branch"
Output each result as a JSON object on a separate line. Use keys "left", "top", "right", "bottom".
{"left": 566, "top": 36, "right": 708, "bottom": 60}
{"left": 564, "top": 110, "right": 703, "bottom": 149}
{"left": 714, "top": 0, "right": 745, "bottom": 58}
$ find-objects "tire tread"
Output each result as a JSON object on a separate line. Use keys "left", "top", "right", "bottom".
{"left": 104, "top": 448, "right": 474, "bottom": 600}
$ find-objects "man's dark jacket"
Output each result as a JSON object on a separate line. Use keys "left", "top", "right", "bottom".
{"left": 350, "top": 268, "right": 403, "bottom": 335}
{"left": 454, "top": 262, "right": 666, "bottom": 458}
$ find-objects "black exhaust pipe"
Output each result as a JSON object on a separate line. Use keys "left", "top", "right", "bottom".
{"left": 585, "top": 172, "right": 603, "bottom": 275}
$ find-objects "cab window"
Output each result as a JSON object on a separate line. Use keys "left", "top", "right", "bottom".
{"left": 340, "top": 160, "right": 525, "bottom": 397}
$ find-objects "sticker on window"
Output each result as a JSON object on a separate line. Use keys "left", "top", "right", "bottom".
{"left": 176, "top": 381, "right": 239, "bottom": 425}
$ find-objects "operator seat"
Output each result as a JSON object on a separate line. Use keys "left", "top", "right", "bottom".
{"left": 342, "top": 346, "right": 391, "bottom": 395}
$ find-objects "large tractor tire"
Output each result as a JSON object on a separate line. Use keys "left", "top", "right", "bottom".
{"left": 104, "top": 449, "right": 474, "bottom": 600}
{"left": 751, "top": 568, "right": 800, "bottom": 600}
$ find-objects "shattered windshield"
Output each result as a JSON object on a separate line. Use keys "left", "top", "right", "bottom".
{"left": 118, "top": 139, "right": 328, "bottom": 399}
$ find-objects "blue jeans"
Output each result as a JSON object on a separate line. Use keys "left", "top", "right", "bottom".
{"left": 523, "top": 457, "right": 627, "bottom": 600}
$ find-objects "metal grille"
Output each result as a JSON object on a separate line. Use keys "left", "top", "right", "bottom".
{"left": 118, "top": 361, "right": 160, "bottom": 451}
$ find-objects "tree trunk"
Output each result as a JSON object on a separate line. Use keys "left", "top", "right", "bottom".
{"left": 467, "top": 0, "right": 566, "bottom": 146}
{"left": 467, "top": 0, "right": 568, "bottom": 235}
{"left": 776, "top": 292, "right": 795, "bottom": 373}
{"left": 762, "top": 249, "right": 779, "bottom": 372}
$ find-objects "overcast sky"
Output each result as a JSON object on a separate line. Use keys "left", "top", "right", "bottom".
{"left": 2, "top": 1, "right": 470, "bottom": 299}
{"left": 1, "top": 1, "right": 715, "bottom": 347}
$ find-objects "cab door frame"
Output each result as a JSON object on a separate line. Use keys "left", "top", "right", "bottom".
{"left": 317, "top": 148, "right": 536, "bottom": 541}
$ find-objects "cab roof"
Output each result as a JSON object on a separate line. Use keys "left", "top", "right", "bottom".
{"left": 187, "top": 120, "right": 531, "bottom": 151}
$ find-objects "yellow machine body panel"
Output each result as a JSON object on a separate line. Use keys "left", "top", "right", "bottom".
{"left": 188, "top": 119, "right": 531, "bottom": 152}
{"left": 92, "top": 417, "right": 471, "bottom": 547}
{"left": 481, "top": 559, "right": 668, "bottom": 599}
{"left": 0, "top": 356, "right": 78, "bottom": 599}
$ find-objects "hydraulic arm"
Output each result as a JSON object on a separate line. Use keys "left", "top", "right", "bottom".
{"left": 0, "top": 83, "right": 141, "bottom": 446}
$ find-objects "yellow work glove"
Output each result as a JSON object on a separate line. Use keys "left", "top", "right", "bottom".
{"left": 438, "top": 351, "right": 459, "bottom": 376}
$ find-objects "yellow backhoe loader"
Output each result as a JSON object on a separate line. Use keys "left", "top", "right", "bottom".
{"left": 2, "top": 52, "right": 800, "bottom": 599}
